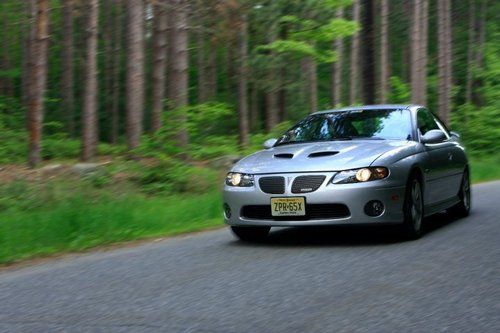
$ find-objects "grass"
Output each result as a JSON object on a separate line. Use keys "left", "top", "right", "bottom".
{"left": 470, "top": 156, "right": 500, "bottom": 183}
{"left": 0, "top": 187, "right": 222, "bottom": 264}
{"left": 0, "top": 155, "right": 498, "bottom": 266}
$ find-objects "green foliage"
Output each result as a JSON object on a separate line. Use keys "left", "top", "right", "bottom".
{"left": 452, "top": 40, "right": 500, "bottom": 156}
{"left": 134, "top": 157, "right": 219, "bottom": 195}
{"left": 0, "top": 182, "right": 222, "bottom": 264}
{"left": 388, "top": 76, "right": 410, "bottom": 103}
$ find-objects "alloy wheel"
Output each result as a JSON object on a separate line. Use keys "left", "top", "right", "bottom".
{"left": 411, "top": 180, "right": 423, "bottom": 231}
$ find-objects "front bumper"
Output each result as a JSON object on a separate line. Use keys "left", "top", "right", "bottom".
{"left": 223, "top": 172, "right": 406, "bottom": 227}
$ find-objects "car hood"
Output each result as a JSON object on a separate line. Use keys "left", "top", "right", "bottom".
{"left": 232, "top": 140, "right": 411, "bottom": 174}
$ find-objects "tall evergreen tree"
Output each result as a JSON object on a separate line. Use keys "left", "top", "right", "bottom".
{"left": 81, "top": 0, "right": 99, "bottom": 161}
{"left": 27, "top": 0, "right": 49, "bottom": 168}
{"left": 125, "top": 0, "right": 145, "bottom": 150}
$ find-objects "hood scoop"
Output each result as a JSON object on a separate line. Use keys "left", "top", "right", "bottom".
{"left": 308, "top": 151, "right": 339, "bottom": 158}
{"left": 274, "top": 153, "right": 294, "bottom": 159}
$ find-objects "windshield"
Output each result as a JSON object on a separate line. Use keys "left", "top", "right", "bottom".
{"left": 275, "top": 109, "right": 412, "bottom": 146}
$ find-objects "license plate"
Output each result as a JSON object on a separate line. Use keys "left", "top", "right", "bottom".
{"left": 271, "top": 197, "right": 306, "bottom": 217}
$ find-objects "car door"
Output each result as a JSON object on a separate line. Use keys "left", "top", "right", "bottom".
{"left": 416, "top": 108, "right": 456, "bottom": 205}
{"left": 432, "top": 115, "right": 466, "bottom": 196}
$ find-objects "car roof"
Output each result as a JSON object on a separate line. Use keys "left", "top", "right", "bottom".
{"left": 313, "top": 104, "right": 423, "bottom": 115}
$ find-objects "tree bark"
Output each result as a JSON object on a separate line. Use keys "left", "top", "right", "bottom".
{"left": 125, "top": 0, "right": 145, "bottom": 150}
{"left": 249, "top": 80, "right": 259, "bottom": 131}
{"left": 332, "top": 8, "right": 344, "bottom": 107}
{"left": 151, "top": 0, "right": 167, "bottom": 132}
{"left": 168, "top": 0, "right": 189, "bottom": 148}
{"left": 349, "top": 0, "right": 361, "bottom": 105}
{"left": 379, "top": 0, "right": 389, "bottom": 103}
{"left": 22, "top": 0, "right": 36, "bottom": 108}
{"left": 195, "top": 0, "right": 209, "bottom": 103}
{"left": 420, "top": 0, "right": 428, "bottom": 105}
{"left": 81, "top": 0, "right": 99, "bottom": 161}
{"left": 438, "top": 0, "right": 452, "bottom": 125}
{"left": 236, "top": 14, "right": 249, "bottom": 148}
{"left": 304, "top": 56, "right": 318, "bottom": 113}
{"left": 472, "top": 0, "right": 486, "bottom": 106}
{"left": 361, "top": 0, "right": 376, "bottom": 104}
{"left": 61, "top": 0, "right": 75, "bottom": 137}
{"left": 410, "top": 0, "right": 428, "bottom": 105}
{"left": 102, "top": 0, "right": 114, "bottom": 138}
{"left": 410, "top": 0, "right": 422, "bottom": 104}
{"left": 27, "top": 0, "right": 49, "bottom": 168}
{"left": 465, "top": 0, "right": 475, "bottom": 104}
{"left": 110, "top": 0, "right": 122, "bottom": 144}
{"left": 265, "top": 33, "right": 279, "bottom": 132}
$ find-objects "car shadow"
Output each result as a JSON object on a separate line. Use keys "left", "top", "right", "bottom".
{"left": 230, "top": 211, "right": 468, "bottom": 248}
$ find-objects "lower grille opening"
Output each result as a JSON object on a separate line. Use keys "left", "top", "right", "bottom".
{"left": 241, "top": 204, "right": 350, "bottom": 220}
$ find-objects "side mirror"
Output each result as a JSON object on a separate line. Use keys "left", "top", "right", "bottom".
{"left": 421, "top": 129, "right": 446, "bottom": 144}
{"left": 263, "top": 138, "right": 278, "bottom": 149}
{"left": 450, "top": 131, "right": 460, "bottom": 139}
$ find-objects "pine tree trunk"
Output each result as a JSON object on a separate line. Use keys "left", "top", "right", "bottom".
{"left": 151, "top": 0, "right": 167, "bottom": 132}
{"left": 237, "top": 14, "right": 249, "bottom": 148}
{"left": 168, "top": 0, "right": 189, "bottom": 148}
{"left": 196, "top": 0, "right": 208, "bottom": 103}
{"left": 61, "top": 0, "right": 75, "bottom": 137}
{"left": 111, "top": 0, "right": 122, "bottom": 144}
{"left": 102, "top": 0, "right": 114, "bottom": 138}
{"left": 22, "top": 0, "right": 36, "bottom": 108}
{"left": 472, "top": 0, "right": 486, "bottom": 106}
{"left": 349, "top": 0, "right": 361, "bottom": 105}
{"left": 361, "top": 0, "right": 376, "bottom": 104}
{"left": 304, "top": 56, "right": 318, "bottom": 113}
{"left": 465, "top": 0, "right": 476, "bottom": 104}
{"left": 265, "top": 31, "right": 279, "bottom": 132}
{"left": 81, "top": 0, "right": 99, "bottom": 161}
{"left": 410, "top": 0, "right": 422, "bottom": 104}
{"left": 249, "top": 80, "right": 259, "bottom": 131}
{"left": 27, "top": 0, "right": 49, "bottom": 168}
{"left": 332, "top": 8, "right": 344, "bottom": 107}
{"left": 419, "top": 0, "right": 428, "bottom": 105}
{"left": 438, "top": 0, "right": 452, "bottom": 125}
{"left": 125, "top": 0, "right": 145, "bottom": 150}
{"left": 379, "top": 0, "right": 389, "bottom": 103}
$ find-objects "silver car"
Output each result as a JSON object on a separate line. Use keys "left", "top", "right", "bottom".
{"left": 223, "top": 105, "right": 471, "bottom": 241}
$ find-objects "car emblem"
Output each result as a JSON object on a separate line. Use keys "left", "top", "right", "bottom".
{"left": 301, "top": 188, "right": 313, "bottom": 192}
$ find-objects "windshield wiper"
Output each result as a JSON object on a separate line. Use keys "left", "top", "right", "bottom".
{"left": 329, "top": 136, "right": 352, "bottom": 141}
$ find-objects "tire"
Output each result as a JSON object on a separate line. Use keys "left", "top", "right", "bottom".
{"left": 448, "top": 169, "right": 471, "bottom": 218}
{"left": 231, "top": 226, "right": 270, "bottom": 242}
{"left": 401, "top": 175, "right": 424, "bottom": 240}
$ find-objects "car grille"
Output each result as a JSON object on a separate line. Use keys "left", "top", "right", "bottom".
{"left": 241, "top": 204, "right": 350, "bottom": 220}
{"left": 259, "top": 176, "right": 285, "bottom": 194}
{"left": 291, "top": 175, "right": 326, "bottom": 193}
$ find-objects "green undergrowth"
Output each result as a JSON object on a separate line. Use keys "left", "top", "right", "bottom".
{"left": 0, "top": 181, "right": 222, "bottom": 264}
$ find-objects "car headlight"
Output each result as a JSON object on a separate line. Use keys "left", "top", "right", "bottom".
{"left": 331, "top": 167, "right": 389, "bottom": 184}
{"left": 226, "top": 172, "right": 254, "bottom": 187}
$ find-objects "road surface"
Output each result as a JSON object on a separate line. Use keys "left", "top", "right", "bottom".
{"left": 0, "top": 181, "right": 499, "bottom": 332}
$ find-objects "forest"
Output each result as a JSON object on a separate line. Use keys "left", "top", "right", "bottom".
{"left": 0, "top": 0, "right": 499, "bottom": 263}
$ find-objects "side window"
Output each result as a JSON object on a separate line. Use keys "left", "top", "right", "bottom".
{"left": 417, "top": 109, "right": 439, "bottom": 135}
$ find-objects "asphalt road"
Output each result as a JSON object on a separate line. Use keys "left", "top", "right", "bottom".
{"left": 1, "top": 182, "right": 499, "bottom": 333}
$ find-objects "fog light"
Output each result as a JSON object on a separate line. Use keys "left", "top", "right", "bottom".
{"left": 223, "top": 203, "right": 232, "bottom": 219}
{"left": 364, "top": 200, "right": 384, "bottom": 217}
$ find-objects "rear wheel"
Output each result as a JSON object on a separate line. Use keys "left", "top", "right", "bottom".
{"left": 448, "top": 169, "right": 471, "bottom": 218}
{"left": 231, "top": 226, "right": 270, "bottom": 242}
{"left": 401, "top": 176, "right": 424, "bottom": 240}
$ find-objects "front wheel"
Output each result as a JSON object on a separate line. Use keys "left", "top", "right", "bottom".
{"left": 448, "top": 169, "right": 471, "bottom": 218}
{"left": 401, "top": 176, "right": 424, "bottom": 240}
{"left": 231, "top": 226, "right": 270, "bottom": 242}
